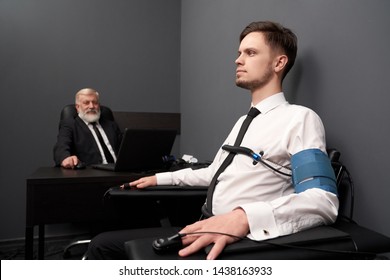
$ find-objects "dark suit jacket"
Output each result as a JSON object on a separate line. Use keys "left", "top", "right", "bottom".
{"left": 53, "top": 116, "right": 122, "bottom": 166}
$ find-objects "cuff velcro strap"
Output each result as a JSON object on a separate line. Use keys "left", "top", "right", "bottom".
{"left": 294, "top": 177, "right": 338, "bottom": 195}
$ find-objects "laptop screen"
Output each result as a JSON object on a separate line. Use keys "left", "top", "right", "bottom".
{"left": 113, "top": 128, "right": 177, "bottom": 172}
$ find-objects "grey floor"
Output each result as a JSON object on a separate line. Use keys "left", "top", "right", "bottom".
{"left": 0, "top": 234, "right": 90, "bottom": 260}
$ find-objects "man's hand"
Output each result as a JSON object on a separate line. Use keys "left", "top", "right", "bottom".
{"left": 127, "top": 175, "right": 157, "bottom": 189}
{"left": 61, "top": 156, "right": 79, "bottom": 169}
{"left": 179, "top": 208, "right": 249, "bottom": 260}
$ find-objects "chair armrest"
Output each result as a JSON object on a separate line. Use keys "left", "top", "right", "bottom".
{"left": 125, "top": 222, "right": 390, "bottom": 260}
{"left": 107, "top": 185, "right": 208, "bottom": 198}
{"left": 125, "top": 225, "right": 356, "bottom": 260}
{"left": 332, "top": 220, "right": 390, "bottom": 254}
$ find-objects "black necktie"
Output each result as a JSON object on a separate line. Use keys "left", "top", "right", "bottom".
{"left": 91, "top": 122, "right": 115, "bottom": 163}
{"left": 205, "top": 107, "right": 260, "bottom": 215}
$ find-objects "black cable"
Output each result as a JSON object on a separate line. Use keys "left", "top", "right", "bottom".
{"left": 332, "top": 162, "right": 355, "bottom": 220}
{"left": 342, "top": 165, "right": 355, "bottom": 219}
{"left": 222, "top": 145, "right": 291, "bottom": 177}
{"left": 181, "top": 231, "right": 244, "bottom": 241}
{"left": 257, "top": 158, "right": 292, "bottom": 177}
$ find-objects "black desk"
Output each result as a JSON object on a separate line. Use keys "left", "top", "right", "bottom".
{"left": 25, "top": 167, "right": 150, "bottom": 259}
{"left": 25, "top": 167, "right": 207, "bottom": 260}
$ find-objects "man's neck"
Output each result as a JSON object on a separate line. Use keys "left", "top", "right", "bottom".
{"left": 251, "top": 83, "right": 282, "bottom": 106}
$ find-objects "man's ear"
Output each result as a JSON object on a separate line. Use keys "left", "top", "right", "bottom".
{"left": 75, "top": 103, "right": 80, "bottom": 113}
{"left": 274, "top": 55, "right": 288, "bottom": 74}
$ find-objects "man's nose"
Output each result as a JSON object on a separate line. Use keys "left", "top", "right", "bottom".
{"left": 235, "top": 55, "right": 244, "bottom": 65}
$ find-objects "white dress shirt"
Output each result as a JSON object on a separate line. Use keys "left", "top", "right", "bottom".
{"left": 156, "top": 93, "right": 339, "bottom": 241}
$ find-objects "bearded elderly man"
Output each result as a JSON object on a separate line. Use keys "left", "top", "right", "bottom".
{"left": 53, "top": 88, "right": 122, "bottom": 169}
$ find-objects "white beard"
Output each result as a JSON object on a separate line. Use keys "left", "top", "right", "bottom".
{"left": 78, "top": 109, "right": 101, "bottom": 123}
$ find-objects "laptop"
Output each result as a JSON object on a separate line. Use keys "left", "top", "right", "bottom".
{"left": 92, "top": 128, "right": 177, "bottom": 172}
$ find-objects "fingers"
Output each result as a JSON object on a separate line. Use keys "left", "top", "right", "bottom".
{"left": 177, "top": 213, "right": 247, "bottom": 259}
{"left": 129, "top": 178, "right": 144, "bottom": 188}
{"left": 179, "top": 220, "right": 204, "bottom": 243}
{"left": 206, "top": 239, "right": 227, "bottom": 260}
{"left": 72, "top": 156, "right": 79, "bottom": 166}
{"left": 178, "top": 232, "right": 229, "bottom": 260}
{"left": 179, "top": 234, "right": 211, "bottom": 258}
{"left": 121, "top": 175, "right": 157, "bottom": 189}
{"left": 178, "top": 220, "right": 225, "bottom": 259}
{"left": 129, "top": 178, "right": 148, "bottom": 188}
{"left": 120, "top": 182, "right": 132, "bottom": 190}
{"left": 61, "top": 158, "right": 71, "bottom": 169}
{"left": 61, "top": 156, "right": 78, "bottom": 169}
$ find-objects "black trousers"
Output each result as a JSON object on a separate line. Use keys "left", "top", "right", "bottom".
{"left": 87, "top": 227, "right": 181, "bottom": 260}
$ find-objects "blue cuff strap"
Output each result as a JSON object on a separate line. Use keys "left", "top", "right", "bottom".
{"left": 294, "top": 177, "right": 338, "bottom": 195}
{"left": 293, "top": 162, "right": 335, "bottom": 185}
{"left": 292, "top": 149, "right": 338, "bottom": 196}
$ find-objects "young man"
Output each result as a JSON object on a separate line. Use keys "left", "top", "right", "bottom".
{"left": 87, "top": 21, "right": 338, "bottom": 260}
{"left": 53, "top": 88, "right": 122, "bottom": 168}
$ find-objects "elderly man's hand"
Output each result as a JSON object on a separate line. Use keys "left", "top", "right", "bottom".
{"left": 61, "top": 156, "right": 79, "bottom": 169}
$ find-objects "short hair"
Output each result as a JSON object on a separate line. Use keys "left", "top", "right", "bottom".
{"left": 75, "top": 88, "right": 99, "bottom": 104}
{"left": 239, "top": 21, "right": 297, "bottom": 80}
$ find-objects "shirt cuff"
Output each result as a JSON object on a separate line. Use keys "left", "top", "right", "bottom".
{"left": 155, "top": 172, "right": 173, "bottom": 185}
{"left": 240, "top": 202, "right": 280, "bottom": 241}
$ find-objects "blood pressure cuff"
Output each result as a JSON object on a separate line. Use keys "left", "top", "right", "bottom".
{"left": 291, "top": 149, "right": 338, "bottom": 195}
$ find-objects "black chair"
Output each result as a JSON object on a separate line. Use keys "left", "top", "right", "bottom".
{"left": 122, "top": 149, "right": 390, "bottom": 259}
{"left": 58, "top": 104, "right": 115, "bottom": 259}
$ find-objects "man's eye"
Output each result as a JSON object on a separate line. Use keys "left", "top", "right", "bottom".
{"left": 83, "top": 101, "right": 97, "bottom": 105}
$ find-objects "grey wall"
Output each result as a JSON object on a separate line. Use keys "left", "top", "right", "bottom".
{"left": 0, "top": 0, "right": 181, "bottom": 240}
{"left": 1, "top": 0, "right": 390, "bottom": 251}
{"left": 180, "top": 0, "right": 390, "bottom": 241}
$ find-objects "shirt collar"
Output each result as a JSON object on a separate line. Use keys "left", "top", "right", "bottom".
{"left": 252, "top": 92, "right": 287, "bottom": 114}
